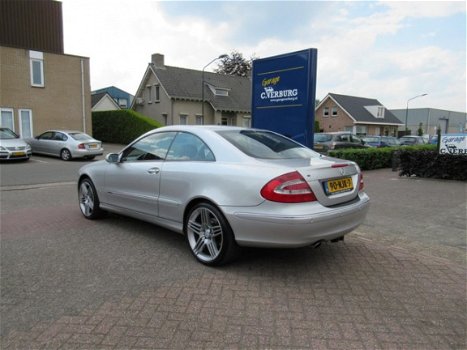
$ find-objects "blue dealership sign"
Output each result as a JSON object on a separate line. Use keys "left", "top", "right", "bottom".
{"left": 251, "top": 49, "right": 318, "bottom": 148}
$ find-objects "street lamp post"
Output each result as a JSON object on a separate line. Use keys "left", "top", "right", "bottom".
{"left": 202, "top": 54, "right": 228, "bottom": 119}
{"left": 404, "top": 93, "right": 428, "bottom": 133}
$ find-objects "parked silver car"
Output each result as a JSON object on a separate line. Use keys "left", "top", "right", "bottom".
{"left": 78, "top": 126, "right": 370, "bottom": 266}
{"left": 0, "top": 127, "right": 32, "bottom": 161}
{"left": 27, "top": 130, "right": 103, "bottom": 160}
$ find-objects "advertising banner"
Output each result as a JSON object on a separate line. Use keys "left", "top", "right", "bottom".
{"left": 439, "top": 133, "right": 467, "bottom": 155}
{"left": 251, "top": 49, "right": 318, "bottom": 148}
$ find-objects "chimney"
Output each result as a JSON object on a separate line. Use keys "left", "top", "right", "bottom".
{"left": 151, "top": 53, "right": 164, "bottom": 68}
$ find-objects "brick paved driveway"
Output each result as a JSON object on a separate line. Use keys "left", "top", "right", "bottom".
{"left": 1, "top": 170, "right": 466, "bottom": 349}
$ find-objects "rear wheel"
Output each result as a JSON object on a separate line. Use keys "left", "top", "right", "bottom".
{"left": 60, "top": 148, "right": 72, "bottom": 161}
{"left": 185, "top": 202, "right": 239, "bottom": 266}
{"left": 78, "top": 178, "right": 103, "bottom": 219}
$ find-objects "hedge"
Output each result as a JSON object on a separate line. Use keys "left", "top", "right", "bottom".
{"left": 328, "top": 145, "right": 466, "bottom": 181}
{"left": 398, "top": 149, "right": 467, "bottom": 181}
{"left": 328, "top": 145, "right": 437, "bottom": 171}
{"left": 92, "top": 110, "right": 162, "bottom": 144}
{"left": 328, "top": 147, "right": 395, "bottom": 170}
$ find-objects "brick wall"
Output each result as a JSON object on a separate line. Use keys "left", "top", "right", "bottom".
{"left": 0, "top": 46, "right": 91, "bottom": 136}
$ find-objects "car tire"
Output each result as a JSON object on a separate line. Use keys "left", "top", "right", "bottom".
{"left": 78, "top": 178, "right": 103, "bottom": 219}
{"left": 60, "top": 148, "right": 72, "bottom": 161}
{"left": 185, "top": 202, "right": 240, "bottom": 266}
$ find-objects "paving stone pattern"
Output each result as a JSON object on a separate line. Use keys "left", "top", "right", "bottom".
{"left": 2, "top": 236, "right": 465, "bottom": 350}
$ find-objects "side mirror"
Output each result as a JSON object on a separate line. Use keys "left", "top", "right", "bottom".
{"left": 105, "top": 153, "right": 121, "bottom": 163}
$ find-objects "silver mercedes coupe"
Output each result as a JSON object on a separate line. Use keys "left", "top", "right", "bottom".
{"left": 78, "top": 126, "right": 370, "bottom": 266}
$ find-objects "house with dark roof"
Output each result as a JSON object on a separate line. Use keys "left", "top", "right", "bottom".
{"left": 91, "top": 92, "right": 120, "bottom": 111}
{"left": 92, "top": 86, "right": 134, "bottom": 109}
{"left": 132, "top": 54, "right": 251, "bottom": 126}
{"left": 315, "top": 93, "right": 403, "bottom": 136}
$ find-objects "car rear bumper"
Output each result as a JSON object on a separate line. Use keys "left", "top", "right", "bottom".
{"left": 222, "top": 192, "right": 370, "bottom": 248}
{"left": 70, "top": 148, "right": 104, "bottom": 158}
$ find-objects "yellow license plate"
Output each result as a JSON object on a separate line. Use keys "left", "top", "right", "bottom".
{"left": 325, "top": 177, "right": 353, "bottom": 194}
{"left": 314, "top": 144, "right": 323, "bottom": 150}
{"left": 13, "top": 151, "right": 26, "bottom": 156}
{"left": 88, "top": 144, "right": 97, "bottom": 149}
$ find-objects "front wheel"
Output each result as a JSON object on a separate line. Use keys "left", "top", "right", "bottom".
{"left": 78, "top": 178, "right": 103, "bottom": 219}
{"left": 60, "top": 148, "right": 72, "bottom": 161}
{"left": 185, "top": 202, "right": 239, "bottom": 266}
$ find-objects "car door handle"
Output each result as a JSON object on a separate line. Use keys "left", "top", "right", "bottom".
{"left": 147, "top": 167, "right": 160, "bottom": 174}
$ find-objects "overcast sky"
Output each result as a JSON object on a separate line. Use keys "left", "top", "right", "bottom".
{"left": 62, "top": 0, "right": 466, "bottom": 112}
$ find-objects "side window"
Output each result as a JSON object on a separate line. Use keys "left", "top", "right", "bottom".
{"left": 53, "top": 132, "right": 67, "bottom": 141}
{"left": 341, "top": 135, "right": 351, "bottom": 142}
{"left": 166, "top": 132, "right": 215, "bottom": 161}
{"left": 352, "top": 135, "right": 362, "bottom": 144}
{"left": 39, "top": 131, "right": 54, "bottom": 140}
{"left": 121, "top": 132, "right": 176, "bottom": 162}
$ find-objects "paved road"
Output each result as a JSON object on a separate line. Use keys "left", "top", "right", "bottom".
{"left": 0, "top": 144, "right": 125, "bottom": 187}
{"left": 1, "top": 160, "right": 466, "bottom": 349}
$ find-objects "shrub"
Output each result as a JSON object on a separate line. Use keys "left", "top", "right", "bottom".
{"left": 92, "top": 110, "right": 162, "bottom": 144}
{"left": 328, "top": 145, "right": 437, "bottom": 171}
{"left": 328, "top": 147, "right": 394, "bottom": 170}
{"left": 398, "top": 148, "right": 467, "bottom": 181}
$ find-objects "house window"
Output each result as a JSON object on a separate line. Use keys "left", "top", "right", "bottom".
{"left": 154, "top": 85, "right": 160, "bottom": 102}
{"left": 323, "top": 107, "right": 329, "bottom": 117}
{"left": 179, "top": 114, "right": 187, "bottom": 125}
{"left": 118, "top": 98, "right": 127, "bottom": 108}
{"left": 0, "top": 108, "right": 15, "bottom": 131}
{"left": 377, "top": 107, "right": 385, "bottom": 118}
{"left": 221, "top": 116, "right": 234, "bottom": 126}
{"left": 215, "top": 88, "right": 229, "bottom": 96}
{"left": 19, "top": 109, "right": 33, "bottom": 138}
{"left": 356, "top": 125, "right": 367, "bottom": 135}
{"left": 30, "top": 51, "right": 44, "bottom": 87}
{"left": 331, "top": 107, "right": 338, "bottom": 117}
{"left": 162, "top": 114, "right": 168, "bottom": 125}
{"left": 196, "top": 115, "right": 204, "bottom": 125}
{"left": 147, "top": 85, "right": 152, "bottom": 103}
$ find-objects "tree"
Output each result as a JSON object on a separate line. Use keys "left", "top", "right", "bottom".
{"left": 417, "top": 122, "right": 424, "bottom": 136}
{"left": 215, "top": 51, "right": 255, "bottom": 77}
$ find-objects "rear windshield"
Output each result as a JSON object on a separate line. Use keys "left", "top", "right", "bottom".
{"left": 69, "top": 133, "right": 93, "bottom": 141}
{"left": 314, "top": 134, "right": 333, "bottom": 142}
{"left": 217, "top": 130, "right": 320, "bottom": 159}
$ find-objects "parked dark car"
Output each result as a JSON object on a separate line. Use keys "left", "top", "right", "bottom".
{"left": 398, "top": 135, "right": 426, "bottom": 145}
{"left": 362, "top": 136, "right": 400, "bottom": 147}
{"left": 313, "top": 132, "right": 368, "bottom": 153}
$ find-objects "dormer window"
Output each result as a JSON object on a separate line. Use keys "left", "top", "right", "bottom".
{"left": 377, "top": 106, "right": 385, "bottom": 118}
{"left": 208, "top": 84, "right": 229, "bottom": 96}
{"left": 364, "top": 105, "right": 385, "bottom": 119}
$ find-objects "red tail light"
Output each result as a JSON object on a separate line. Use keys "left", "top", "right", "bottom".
{"left": 359, "top": 173, "right": 364, "bottom": 191}
{"left": 261, "top": 171, "right": 317, "bottom": 203}
{"left": 78, "top": 143, "right": 85, "bottom": 149}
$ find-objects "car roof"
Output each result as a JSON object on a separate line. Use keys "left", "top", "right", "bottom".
{"left": 45, "top": 130, "right": 84, "bottom": 133}
{"left": 155, "top": 125, "right": 247, "bottom": 132}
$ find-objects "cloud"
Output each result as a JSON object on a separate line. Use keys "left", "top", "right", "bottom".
{"left": 381, "top": 1, "right": 466, "bottom": 19}
{"left": 61, "top": 0, "right": 466, "bottom": 112}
